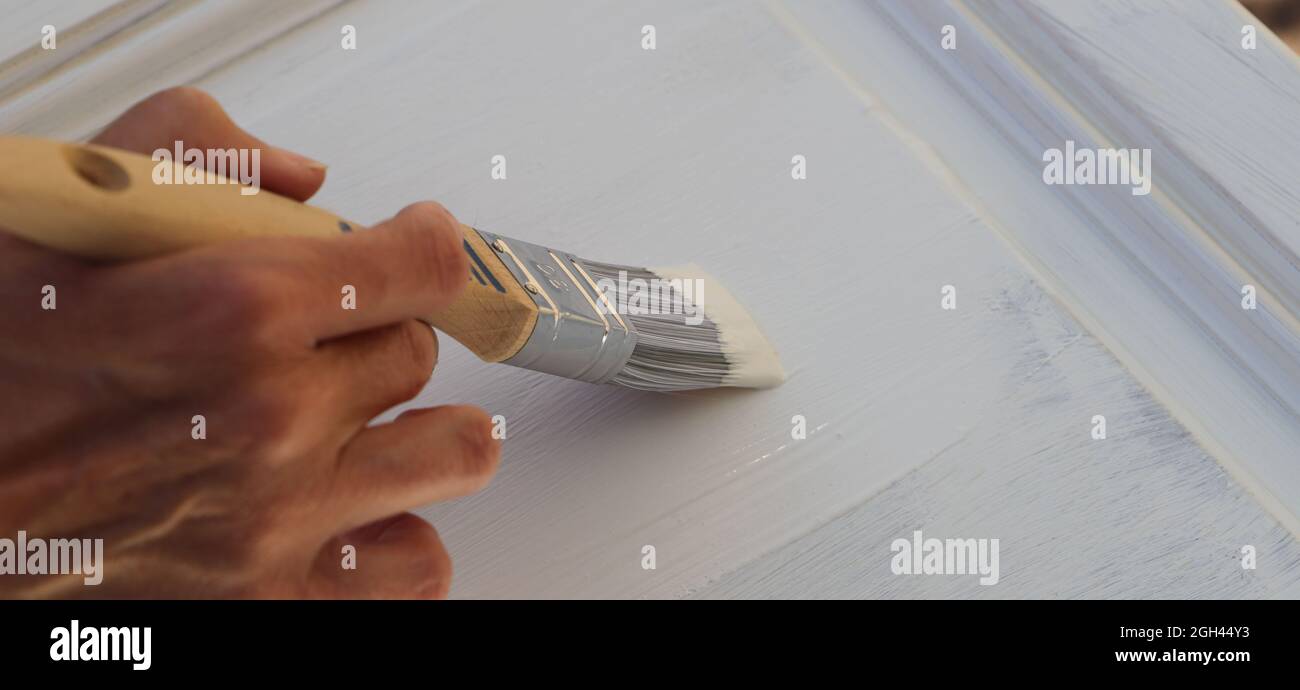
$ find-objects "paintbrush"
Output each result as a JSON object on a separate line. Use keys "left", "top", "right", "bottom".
{"left": 0, "top": 136, "right": 784, "bottom": 391}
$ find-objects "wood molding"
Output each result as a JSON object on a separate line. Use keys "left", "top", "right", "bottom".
{"left": 777, "top": 0, "right": 1300, "bottom": 535}
{"left": 0, "top": 0, "right": 346, "bottom": 141}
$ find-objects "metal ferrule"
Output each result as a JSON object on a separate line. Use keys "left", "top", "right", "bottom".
{"left": 475, "top": 230, "right": 638, "bottom": 384}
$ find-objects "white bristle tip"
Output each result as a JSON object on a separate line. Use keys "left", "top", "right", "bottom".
{"left": 652, "top": 264, "right": 786, "bottom": 389}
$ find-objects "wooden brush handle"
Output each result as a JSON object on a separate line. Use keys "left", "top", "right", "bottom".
{"left": 0, "top": 136, "right": 536, "bottom": 362}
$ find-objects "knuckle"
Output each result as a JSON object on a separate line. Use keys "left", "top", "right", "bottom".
{"left": 397, "top": 320, "right": 438, "bottom": 380}
{"left": 143, "top": 86, "right": 220, "bottom": 117}
{"left": 366, "top": 323, "right": 437, "bottom": 406}
{"left": 227, "top": 524, "right": 285, "bottom": 575}
{"left": 398, "top": 202, "right": 467, "bottom": 298}
{"left": 197, "top": 264, "right": 288, "bottom": 344}
{"left": 230, "top": 383, "right": 310, "bottom": 462}
{"left": 392, "top": 372, "right": 427, "bottom": 406}
{"left": 121, "top": 87, "right": 233, "bottom": 151}
{"left": 219, "top": 489, "right": 313, "bottom": 577}
{"left": 399, "top": 521, "right": 452, "bottom": 599}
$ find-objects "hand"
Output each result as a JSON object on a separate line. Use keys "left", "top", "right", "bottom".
{"left": 0, "top": 87, "right": 499, "bottom": 599}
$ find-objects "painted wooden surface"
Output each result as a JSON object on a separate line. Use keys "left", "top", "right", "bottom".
{"left": 788, "top": 0, "right": 1300, "bottom": 536}
{"left": 2, "top": 0, "right": 1298, "bottom": 598}
{"left": 0, "top": 0, "right": 119, "bottom": 68}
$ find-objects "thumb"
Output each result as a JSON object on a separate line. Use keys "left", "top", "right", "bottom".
{"left": 89, "top": 86, "right": 327, "bottom": 202}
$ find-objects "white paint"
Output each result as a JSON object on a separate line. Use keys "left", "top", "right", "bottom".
{"left": 779, "top": 0, "right": 1300, "bottom": 537}
{"left": 653, "top": 264, "right": 785, "bottom": 388}
{"left": 3, "top": 0, "right": 1298, "bottom": 598}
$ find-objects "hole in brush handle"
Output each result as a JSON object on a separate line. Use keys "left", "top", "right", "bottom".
{"left": 65, "top": 145, "right": 130, "bottom": 192}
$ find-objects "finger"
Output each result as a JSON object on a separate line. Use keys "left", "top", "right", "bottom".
{"left": 301, "top": 202, "right": 469, "bottom": 340}
{"left": 94, "top": 201, "right": 468, "bottom": 352}
{"left": 237, "top": 201, "right": 469, "bottom": 342}
{"left": 324, "top": 405, "right": 499, "bottom": 531}
{"left": 90, "top": 86, "right": 327, "bottom": 201}
{"left": 309, "top": 513, "right": 452, "bottom": 599}
{"left": 316, "top": 320, "right": 438, "bottom": 424}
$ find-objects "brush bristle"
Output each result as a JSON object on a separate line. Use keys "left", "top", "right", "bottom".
{"left": 579, "top": 261, "right": 785, "bottom": 392}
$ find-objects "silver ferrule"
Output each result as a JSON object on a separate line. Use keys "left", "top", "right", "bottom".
{"left": 475, "top": 230, "right": 637, "bottom": 384}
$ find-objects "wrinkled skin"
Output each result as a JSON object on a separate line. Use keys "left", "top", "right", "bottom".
{"left": 0, "top": 87, "right": 499, "bottom": 598}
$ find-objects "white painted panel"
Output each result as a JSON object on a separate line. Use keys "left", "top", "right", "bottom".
{"left": 192, "top": 0, "right": 1296, "bottom": 597}
{"left": 780, "top": 0, "right": 1300, "bottom": 535}
{"left": 3, "top": 0, "right": 1296, "bottom": 597}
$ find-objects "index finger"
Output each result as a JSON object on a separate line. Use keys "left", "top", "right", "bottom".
{"left": 288, "top": 202, "right": 470, "bottom": 341}
{"left": 136, "top": 201, "right": 471, "bottom": 345}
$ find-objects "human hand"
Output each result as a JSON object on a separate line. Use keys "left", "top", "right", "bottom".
{"left": 0, "top": 87, "right": 498, "bottom": 599}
